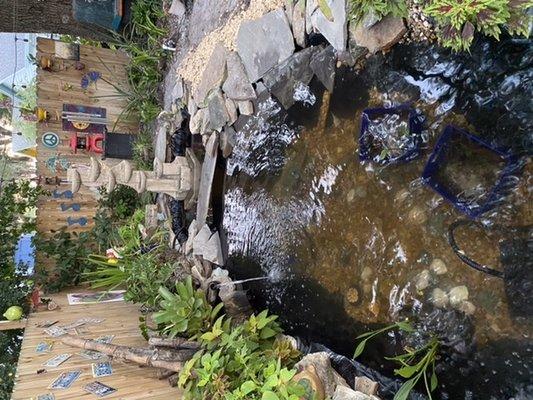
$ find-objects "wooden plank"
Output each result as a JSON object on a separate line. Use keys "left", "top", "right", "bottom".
{"left": 11, "top": 289, "right": 181, "bottom": 400}
{"left": 0, "top": 319, "right": 27, "bottom": 331}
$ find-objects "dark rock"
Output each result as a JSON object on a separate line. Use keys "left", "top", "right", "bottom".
{"left": 262, "top": 46, "right": 320, "bottom": 109}
{"left": 220, "top": 126, "right": 236, "bottom": 158}
{"left": 310, "top": 45, "right": 336, "bottom": 92}
{"left": 236, "top": 9, "right": 295, "bottom": 82}
{"left": 337, "top": 38, "right": 368, "bottom": 67}
{"left": 222, "top": 52, "right": 256, "bottom": 101}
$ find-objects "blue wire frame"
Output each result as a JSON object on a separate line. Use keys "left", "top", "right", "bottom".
{"left": 359, "top": 104, "right": 424, "bottom": 166}
{"left": 422, "top": 125, "right": 522, "bottom": 219}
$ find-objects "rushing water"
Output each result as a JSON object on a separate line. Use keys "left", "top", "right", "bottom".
{"left": 221, "top": 37, "right": 532, "bottom": 399}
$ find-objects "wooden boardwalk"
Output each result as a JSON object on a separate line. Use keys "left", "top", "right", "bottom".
{"left": 11, "top": 290, "right": 180, "bottom": 400}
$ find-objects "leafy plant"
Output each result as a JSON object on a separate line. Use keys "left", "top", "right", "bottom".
{"left": 132, "top": 128, "right": 155, "bottom": 171}
{"left": 425, "top": 0, "right": 533, "bottom": 51}
{"left": 0, "top": 329, "right": 23, "bottom": 400}
{"left": 387, "top": 337, "right": 440, "bottom": 400}
{"left": 152, "top": 276, "right": 224, "bottom": 339}
{"left": 354, "top": 320, "right": 441, "bottom": 400}
{"left": 179, "top": 311, "right": 304, "bottom": 400}
{"left": 349, "top": 0, "right": 408, "bottom": 23}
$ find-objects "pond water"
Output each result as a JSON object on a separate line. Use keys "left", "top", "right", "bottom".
{"left": 221, "top": 37, "right": 532, "bottom": 399}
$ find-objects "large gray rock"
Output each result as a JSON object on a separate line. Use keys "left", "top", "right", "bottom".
{"left": 220, "top": 126, "right": 236, "bottom": 158}
{"left": 203, "top": 231, "right": 225, "bottom": 265}
{"left": 310, "top": 0, "right": 347, "bottom": 51}
{"left": 292, "top": 0, "right": 307, "bottom": 47}
{"left": 296, "top": 352, "right": 346, "bottom": 397}
{"left": 236, "top": 9, "right": 295, "bottom": 82}
{"left": 222, "top": 52, "right": 256, "bottom": 101}
{"left": 207, "top": 90, "right": 230, "bottom": 132}
{"left": 169, "top": 0, "right": 186, "bottom": 17}
{"left": 196, "top": 133, "right": 219, "bottom": 225}
{"left": 194, "top": 44, "right": 228, "bottom": 106}
{"left": 190, "top": 108, "right": 208, "bottom": 134}
{"left": 310, "top": 45, "right": 336, "bottom": 92}
{"left": 351, "top": 15, "right": 407, "bottom": 54}
{"left": 262, "top": 46, "right": 319, "bottom": 109}
{"left": 237, "top": 100, "right": 254, "bottom": 115}
{"left": 225, "top": 98, "right": 238, "bottom": 126}
{"left": 333, "top": 387, "right": 376, "bottom": 400}
{"left": 192, "top": 224, "right": 212, "bottom": 256}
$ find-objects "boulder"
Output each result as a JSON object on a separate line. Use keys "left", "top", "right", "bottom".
{"left": 222, "top": 52, "right": 256, "bottom": 101}
{"left": 333, "top": 387, "right": 376, "bottom": 400}
{"left": 237, "top": 100, "right": 254, "bottom": 115}
{"left": 295, "top": 352, "right": 340, "bottom": 397}
{"left": 236, "top": 9, "right": 295, "bottom": 82}
{"left": 169, "top": 0, "right": 186, "bottom": 17}
{"left": 262, "top": 46, "right": 319, "bottom": 109}
{"left": 353, "top": 376, "right": 379, "bottom": 396}
{"left": 337, "top": 38, "right": 368, "bottom": 67}
{"left": 192, "top": 224, "right": 212, "bottom": 256}
{"left": 203, "top": 231, "right": 225, "bottom": 266}
{"left": 449, "top": 286, "right": 469, "bottom": 308}
{"left": 292, "top": 0, "right": 307, "bottom": 47}
{"left": 207, "top": 90, "right": 230, "bottom": 132}
{"left": 225, "top": 97, "right": 238, "bottom": 125}
{"left": 196, "top": 133, "right": 218, "bottom": 225}
{"left": 310, "top": 0, "right": 347, "bottom": 51}
{"left": 306, "top": 0, "right": 319, "bottom": 35}
{"left": 184, "top": 219, "right": 198, "bottom": 255}
{"left": 310, "top": 45, "right": 336, "bottom": 92}
{"left": 194, "top": 44, "right": 228, "bottom": 106}
{"left": 351, "top": 15, "right": 407, "bottom": 54}
{"left": 220, "top": 126, "right": 236, "bottom": 158}
{"left": 190, "top": 108, "right": 207, "bottom": 134}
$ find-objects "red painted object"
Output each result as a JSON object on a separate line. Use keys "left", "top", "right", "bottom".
{"left": 70, "top": 133, "right": 104, "bottom": 154}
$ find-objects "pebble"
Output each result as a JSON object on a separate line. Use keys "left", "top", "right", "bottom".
{"left": 448, "top": 285, "right": 469, "bottom": 307}
{"left": 361, "top": 266, "right": 373, "bottom": 281}
{"left": 415, "top": 269, "right": 431, "bottom": 291}
{"left": 430, "top": 288, "right": 449, "bottom": 308}
{"left": 430, "top": 258, "right": 447, "bottom": 275}
{"left": 347, "top": 189, "right": 356, "bottom": 202}
{"left": 408, "top": 206, "right": 427, "bottom": 225}
{"left": 346, "top": 287, "right": 359, "bottom": 304}
{"left": 458, "top": 300, "right": 476, "bottom": 316}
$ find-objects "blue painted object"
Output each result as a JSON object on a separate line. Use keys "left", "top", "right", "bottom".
{"left": 359, "top": 104, "right": 424, "bottom": 166}
{"left": 423, "top": 125, "right": 522, "bottom": 219}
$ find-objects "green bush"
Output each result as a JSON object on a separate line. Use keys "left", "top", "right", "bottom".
{"left": 425, "top": 0, "right": 533, "bottom": 51}
{"left": 179, "top": 311, "right": 305, "bottom": 400}
{"left": 0, "top": 329, "right": 23, "bottom": 400}
{"left": 349, "top": 0, "right": 408, "bottom": 23}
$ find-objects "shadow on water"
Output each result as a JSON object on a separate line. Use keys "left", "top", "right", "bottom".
{"left": 219, "top": 36, "right": 533, "bottom": 399}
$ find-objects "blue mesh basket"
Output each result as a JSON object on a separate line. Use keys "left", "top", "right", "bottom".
{"left": 359, "top": 104, "right": 424, "bottom": 166}
{"left": 422, "top": 125, "right": 522, "bottom": 219}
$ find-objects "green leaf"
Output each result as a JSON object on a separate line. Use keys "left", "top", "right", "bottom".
{"left": 396, "top": 321, "right": 415, "bottom": 332}
{"left": 260, "top": 326, "right": 278, "bottom": 340}
{"left": 318, "top": 0, "right": 334, "bottom": 21}
{"left": 395, "top": 364, "right": 419, "bottom": 379}
{"left": 430, "top": 371, "right": 438, "bottom": 391}
{"left": 353, "top": 339, "right": 367, "bottom": 358}
{"left": 241, "top": 380, "right": 256, "bottom": 395}
{"left": 393, "top": 378, "right": 417, "bottom": 400}
{"left": 262, "top": 391, "right": 280, "bottom": 400}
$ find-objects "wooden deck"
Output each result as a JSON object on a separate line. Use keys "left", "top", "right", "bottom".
{"left": 11, "top": 290, "right": 181, "bottom": 400}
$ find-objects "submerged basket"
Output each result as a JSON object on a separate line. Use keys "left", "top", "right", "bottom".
{"left": 423, "top": 125, "right": 522, "bottom": 219}
{"left": 359, "top": 104, "right": 424, "bottom": 166}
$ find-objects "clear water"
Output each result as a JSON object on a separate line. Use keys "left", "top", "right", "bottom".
{"left": 221, "top": 39, "right": 532, "bottom": 399}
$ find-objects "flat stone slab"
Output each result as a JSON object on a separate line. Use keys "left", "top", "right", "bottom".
{"left": 196, "top": 132, "right": 219, "bottom": 226}
{"left": 223, "top": 52, "right": 256, "bottom": 101}
{"left": 351, "top": 15, "right": 407, "bottom": 54}
{"left": 207, "top": 90, "right": 230, "bottom": 132}
{"left": 194, "top": 44, "right": 228, "bottom": 106}
{"left": 310, "top": 45, "right": 336, "bottom": 92}
{"left": 310, "top": 0, "right": 347, "bottom": 51}
{"left": 236, "top": 9, "right": 295, "bottom": 83}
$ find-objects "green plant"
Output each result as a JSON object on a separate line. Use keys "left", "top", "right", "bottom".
{"left": 387, "top": 337, "right": 440, "bottom": 400}
{"left": 132, "top": 129, "right": 155, "bottom": 171}
{"left": 349, "top": 0, "right": 408, "bottom": 23}
{"left": 153, "top": 276, "right": 224, "bottom": 339}
{"left": 179, "top": 311, "right": 305, "bottom": 400}
{"left": 354, "top": 321, "right": 441, "bottom": 400}
{"left": 0, "top": 329, "right": 23, "bottom": 400}
{"left": 425, "top": 0, "right": 533, "bottom": 51}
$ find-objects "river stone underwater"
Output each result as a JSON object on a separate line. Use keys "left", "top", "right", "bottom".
{"left": 221, "top": 37, "right": 532, "bottom": 400}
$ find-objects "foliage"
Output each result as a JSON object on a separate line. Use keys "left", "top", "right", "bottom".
{"left": 16, "top": 79, "right": 37, "bottom": 114}
{"left": 0, "top": 93, "right": 12, "bottom": 122}
{"left": 354, "top": 321, "right": 441, "bottom": 400}
{"left": 35, "top": 230, "right": 93, "bottom": 293}
{"left": 97, "top": 0, "right": 168, "bottom": 125}
{"left": 59, "top": 35, "right": 104, "bottom": 47}
{"left": 132, "top": 128, "right": 155, "bottom": 171}
{"left": 179, "top": 311, "right": 305, "bottom": 400}
{"left": 98, "top": 185, "right": 149, "bottom": 221}
{"left": 425, "top": 0, "right": 533, "bottom": 51}
{"left": 153, "top": 277, "right": 224, "bottom": 339}
{"left": 387, "top": 337, "right": 440, "bottom": 400}
{"left": 0, "top": 329, "right": 23, "bottom": 400}
{"left": 349, "top": 0, "right": 408, "bottom": 23}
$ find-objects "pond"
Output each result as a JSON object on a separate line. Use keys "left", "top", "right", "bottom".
{"left": 221, "top": 37, "right": 532, "bottom": 399}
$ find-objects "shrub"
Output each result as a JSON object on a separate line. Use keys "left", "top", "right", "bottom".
{"left": 349, "top": 0, "right": 408, "bottom": 23}
{"left": 425, "top": 0, "right": 533, "bottom": 51}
